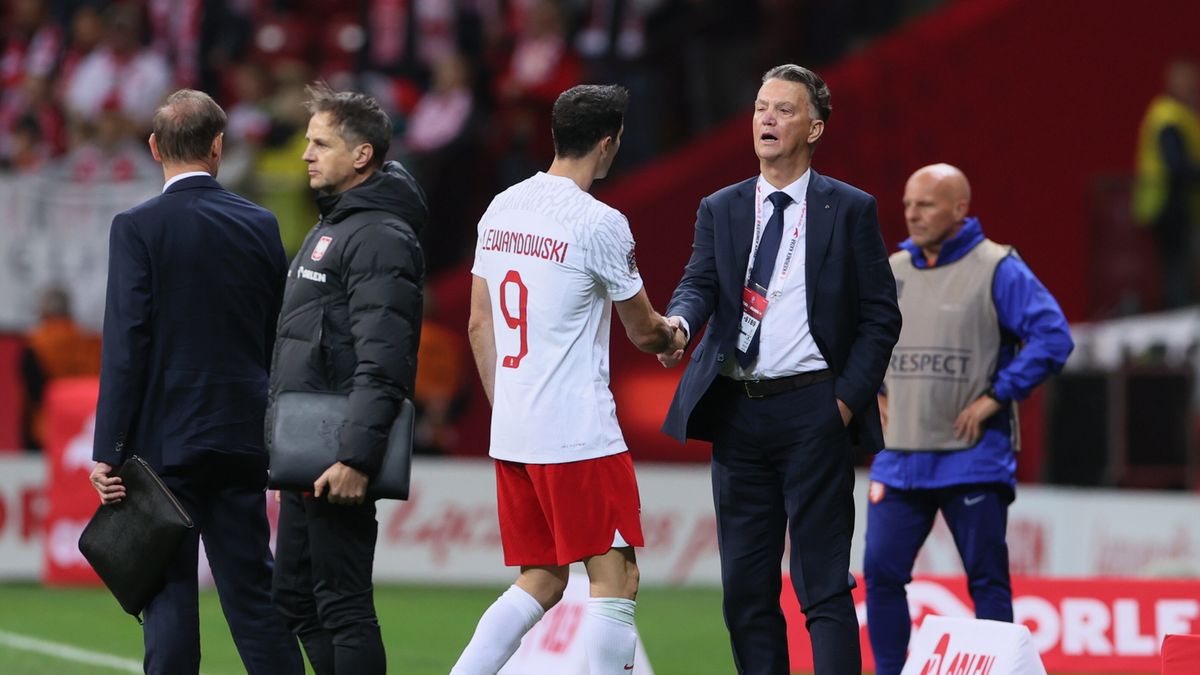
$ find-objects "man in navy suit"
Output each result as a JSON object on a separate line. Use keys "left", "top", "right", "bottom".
{"left": 658, "top": 64, "right": 901, "bottom": 674}
{"left": 89, "top": 89, "right": 303, "bottom": 675}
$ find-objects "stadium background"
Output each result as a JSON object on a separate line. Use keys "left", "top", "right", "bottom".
{"left": 2, "top": 0, "right": 1199, "bottom": 672}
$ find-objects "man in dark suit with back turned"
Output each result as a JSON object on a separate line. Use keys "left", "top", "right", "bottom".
{"left": 89, "top": 89, "right": 304, "bottom": 675}
{"left": 658, "top": 64, "right": 901, "bottom": 674}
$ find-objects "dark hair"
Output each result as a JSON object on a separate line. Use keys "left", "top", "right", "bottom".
{"left": 551, "top": 84, "right": 629, "bottom": 159}
{"left": 304, "top": 81, "right": 391, "bottom": 168}
{"left": 152, "top": 89, "right": 227, "bottom": 163}
{"left": 762, "top": 64, "right": 832, "bottom": 122}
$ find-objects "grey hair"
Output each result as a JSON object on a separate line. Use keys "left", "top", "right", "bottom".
{"left": 762, "top": 64, "right": 832, "bottom": 122}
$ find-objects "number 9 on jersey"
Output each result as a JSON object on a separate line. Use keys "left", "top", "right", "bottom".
{"left": 500, "top": 269, "right": 529, "bottom": 369}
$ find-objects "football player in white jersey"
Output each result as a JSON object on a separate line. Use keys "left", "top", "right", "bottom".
{"left": 452, "top": 85, "right": 685, "bottom": 675}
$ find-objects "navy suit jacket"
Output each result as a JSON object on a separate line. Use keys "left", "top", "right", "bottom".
{"left": 663, "top": 170, "right": 901, "bottom": 451}
{"left": 93, "top": 175, "right": 288, "bottom": 472}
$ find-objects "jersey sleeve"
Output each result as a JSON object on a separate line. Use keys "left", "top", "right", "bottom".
{"left": 470, "top": 209, "right": 490, "bottom": 278}
{"left": 584, "top": 210, "right": 643, "bottom": 301}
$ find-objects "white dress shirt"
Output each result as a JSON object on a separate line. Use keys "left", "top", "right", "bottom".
{"left": 723, "top": 171, "right": 828, "bottom": 379}
{"left": 163, "top": 171, "right": 211, "bottom": 192}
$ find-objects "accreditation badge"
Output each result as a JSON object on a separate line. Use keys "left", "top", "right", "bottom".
{"left": 737, "top": 283, "right": 769, "bottom": 353}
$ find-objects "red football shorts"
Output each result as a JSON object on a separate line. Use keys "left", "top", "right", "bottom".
{"left": 494, "top": 451, "right": 644, "bottom": 567}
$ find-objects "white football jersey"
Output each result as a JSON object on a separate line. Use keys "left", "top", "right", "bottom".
{"left": 471, "top": 172, "right": 643, "bottom": 464}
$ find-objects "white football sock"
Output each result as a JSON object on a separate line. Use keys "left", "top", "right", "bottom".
{"left": 585, "top": 597, "right": 638, "bottom": 674}
{"left": 450, "top": 585, "right": 545, "bottom": 675}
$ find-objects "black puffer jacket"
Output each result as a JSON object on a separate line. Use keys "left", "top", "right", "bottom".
{"left": 268, "top": 161, "right": 427, "bottom": 476}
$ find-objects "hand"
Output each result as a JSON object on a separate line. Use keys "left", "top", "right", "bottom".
{"left": 657, "top": 350, "right": 683, "bottom": 368}
{"left": 314, "top": 462, "right": 369, "bottom": 505}
{"left": 836, "top": 398, "right": 852, "bottom": 427}
{"left": 90, "top": 462, "right": 125, "bottom": 505}
{"left": 877, "top": 393, "right": 888, "bottom": 434}
{"left": 954, "top": 395, "right": 1003, "bottom": 446}
{"left": 658, "top": 316, "right": 686, "bottom": 368}
{"left": 668, "top": 324, "right": 687, "bottom": 352}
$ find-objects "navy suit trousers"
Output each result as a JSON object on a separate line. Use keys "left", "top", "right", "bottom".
{"left": 706, "top": 376, "right": 861, "bottom": 675}
{"left": 144, "top": 458, "right": 302, "bottom": 675}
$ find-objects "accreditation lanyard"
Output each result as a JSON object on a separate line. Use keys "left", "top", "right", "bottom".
{"left": 738, "top": 185, "right": 807, "bottom": 354}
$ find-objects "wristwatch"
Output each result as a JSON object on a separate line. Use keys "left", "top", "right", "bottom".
{"left": 984, "top": 386, "right": 1005, "bottom": 403}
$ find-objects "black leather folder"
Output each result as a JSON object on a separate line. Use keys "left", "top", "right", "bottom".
{"left": 77, "top": 455, "right": 194, "bottom": 618}
{"left": 268, "top": 391, "right": 415, "bottom": 500}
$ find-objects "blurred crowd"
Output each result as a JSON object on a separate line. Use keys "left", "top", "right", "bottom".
{"left": 1, "top": 0, "right": 941, "bottom": 273}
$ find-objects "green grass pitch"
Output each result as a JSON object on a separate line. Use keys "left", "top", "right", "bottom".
{"left": 0, "top": 583, "right": 737, "bottom": 674}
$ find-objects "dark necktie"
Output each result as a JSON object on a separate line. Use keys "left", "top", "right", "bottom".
{"left": 737, "top": 190, "right": 793, "bottom": 369}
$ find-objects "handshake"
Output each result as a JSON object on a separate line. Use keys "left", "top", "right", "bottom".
{"left": 621, "top": 299, "right": 688, "bottom": 366}
{"left": 657, "top": 315, "right": 687, "bottom": 368}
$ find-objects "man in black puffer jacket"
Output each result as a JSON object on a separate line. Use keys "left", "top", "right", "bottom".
{"left": 268, "top": 82, "right": 426, "bottom": 675}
